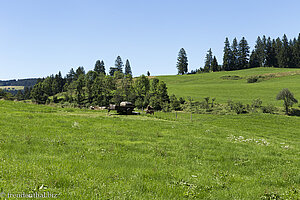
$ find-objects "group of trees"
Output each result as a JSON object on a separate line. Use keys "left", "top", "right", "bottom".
{"left": 249, "top": 34, "right": 300, "bottom": 69}
{"left": 176, "top": 33, "right": 300, "bottom": 74}
{"left": 25, "top": 55, "right": 178, "bottom": 111}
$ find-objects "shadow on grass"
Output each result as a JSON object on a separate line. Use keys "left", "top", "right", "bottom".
{"left": 289, "top": 108, "right": 300, "bottom": 117}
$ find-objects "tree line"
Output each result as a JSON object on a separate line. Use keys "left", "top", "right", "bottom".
{"left": 176, "top": 33, "right": 300, "bottom": 74}
{"left": 11, "top": 55, "right": 183, "bottom": 111}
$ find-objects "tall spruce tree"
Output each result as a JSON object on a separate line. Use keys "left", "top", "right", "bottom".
{"left": 204, "top": 48, "right": 213, "bottom": 72}
{"left": 211, "top": 56, "right": 219, "bottom": 72}
{"left": 249, "top": 50, "right": 260, "bottom": 68}
{"left": 223, "top": 37, "right": 232, "bottom": 71}
{"left": 115, "top": 56, "right": 123, "bottom": 73}
{"left": 294, "top": 34, "right": 300, "bottom": 68}
{"left": 231, "top": 38, "right": 239, "bottom": 70}
{"left": 176, "top": 48, "right": 188, "bottom": 75}
{"left": 238, "top": 37, "right": 250, "bottom": 69}
{"left": 278, "top": 34, "right": 292, "bottom": 68}
{"left": 265, "top": 37, "right": 277, "bottom": 67}
{"left": 94, "top": 60, "right": 106, "bottom": 74}
{"left": 125, "top": 59, "right": 132, "bottom": 76}
{"left": 254, "top": 36, "right": 266, "bottom": 67}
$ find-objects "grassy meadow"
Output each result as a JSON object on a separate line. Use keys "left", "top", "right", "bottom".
{"left": 0, "top": 99, "right": 299, "bottom": 199}
{"left": 158, "top": 68, "right": 300, "bottom": 106}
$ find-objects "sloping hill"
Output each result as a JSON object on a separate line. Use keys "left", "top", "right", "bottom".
{"left": 158, "top": 68, "right": 300, "bottom": 106}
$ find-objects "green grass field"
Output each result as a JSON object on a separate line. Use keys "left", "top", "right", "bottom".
{"left": 0, "top": 100, "right": 299, "bottom": 199}
{"left": 158, "top": 68, "right": 300, "bottom": 106}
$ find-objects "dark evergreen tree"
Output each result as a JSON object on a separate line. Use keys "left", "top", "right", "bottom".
{"left": 231, "top": 38, "right": 239, "bottom": 70}
{"left": 85, "top": 70, "right": 97, "bottom": 103}
{"left": 294, "top": 34, "right": 300, "bottom": 68}
{"left": 254, "top": 36, "right": 265, "bottom": 67}
{"left": 223, "top": 37, "right": 232, "bottom": 71}
{"left": 125, "top": 59, "right": 132, "bottom": 75}
{"left": 249, "top": 50, "right": 260, "bottom": 68}
{"left": 238, "top": 37, "right": 250, "bottom": 69}
{"left": 147, "top": 71, "right": 150, "bottom": 76}
{"left": 211, "top": 56, "right": 219, "bottom": 72}
{"left": 66, "top": 68, "right": 76, "bottom": 84}
{"left": 204, "top": 48, "right": 213, "bottom": 72}
{"left": 265, "top": 37, "right": 277, "bottom": 67}
{"left": 278, "top": 34, "right": 292, "bottom": 68}
{"left": 115, "top": 56, "right": 123, "bottom": 73}
{"left": 94, "top": 60, "right": 106, "bottom": 74}
{"left": 109, "top": 67, "right": 117, "bottom": 76}
{"left": 75, "top": 66, "right": 85, "bottom": 80}
{"left": 176, "top": 48, "right": 188, "bottom": 75}
{"left": 75, "top": 74, "right": 85, "bottom": 105}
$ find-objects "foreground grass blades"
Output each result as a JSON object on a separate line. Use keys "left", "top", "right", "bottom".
{"left": 0, "top": 100, "right": 299, "bottom": 199}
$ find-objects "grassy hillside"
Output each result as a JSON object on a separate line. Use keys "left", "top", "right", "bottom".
{"left": 158, "top": 68, "right": 300, "bottom": 106}
{"left": 0, "top": 100, "right": 299, "bottom": 199}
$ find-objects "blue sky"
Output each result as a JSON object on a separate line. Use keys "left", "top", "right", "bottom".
{"left": 0, "top": 0, "right": 300, "bottom": 80}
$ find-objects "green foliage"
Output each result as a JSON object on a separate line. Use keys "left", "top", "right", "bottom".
{"left": 276, "top": 88, "right": 298, "bottom": 114}
{"left": 261, "top": 104, "right": 277, "bottom": 114}
{"left": 94, "top": 60, "right": 106, "bottom": 74}
{"left": 247, "top": 76, "right": 259, "bottom": 83}
{"left": 176, "top": 48, "right": 188, "bottom": 75}
{"left": 125, "top": 59, "right": 132, "bottom": 76}
{"left": 115, "top": 56, "right": 123, "bottom": 73}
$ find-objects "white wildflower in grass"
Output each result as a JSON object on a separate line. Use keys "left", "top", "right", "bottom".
{"left": 227, "top": 135, "right": 270, "bottom": 146}
{"left": 72, "top": 121, "right": 79, "bottom": 128}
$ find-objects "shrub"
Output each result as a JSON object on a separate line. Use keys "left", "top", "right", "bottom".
{"left": 233, "top": 102, "right": 248, "bottom": 114}
{"left": 261, "top": 104, "right": 276, "bottom": 114}
{"left": 251, "top": 98, "right": 262, "bottom": 108}
{"left": 247, "top": 76, "right": 259, "bottom": 83}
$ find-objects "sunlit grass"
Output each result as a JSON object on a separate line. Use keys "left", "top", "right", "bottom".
{"left": 0, "top": 100, "right": 299, "bottom": 199}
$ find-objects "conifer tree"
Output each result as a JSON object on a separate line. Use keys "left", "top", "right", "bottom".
{"left": 254, "top": 36, "right": 265, "bottom": 67}
{"left": 125, "top": 59, "right": 132, "bottom": 75}
{"left": 115, "top": 56, "right": 123, "bottom": 73}
{"left": 238, "top": 37, "right": 250, "bottom": 69}
{"left": 94, "top": 60, "right": 106, "bottom": 74}
{"left": 204, "top": 48, "right": 213, "bottom": 72}
{"left": 249, "top": 50, "right": 260, "bottom": 68}
{"left": 231, "top": 38, "right": 239, "bottom": 70}
{"left": 211, "top": 56, "right": 219, "bottom": 72}
{"left": 278, "top": 34, "right": 292, "bottom": 68}
{"left": 265, "top": 37, "right": 277, "bottom": 67}
{"left": 176, "top": 48, "right": 188, "bottom": 75}
{"left": 223, "top": 37, "right": 232, "bottom": 71}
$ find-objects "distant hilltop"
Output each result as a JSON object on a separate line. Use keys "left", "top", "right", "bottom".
{"left": 0, "top": 78, "right": 38, "bottom": 88}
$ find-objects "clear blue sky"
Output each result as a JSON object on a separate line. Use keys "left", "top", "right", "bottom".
{"left": 1, "top": 0, "right": 300, "bottom": 80}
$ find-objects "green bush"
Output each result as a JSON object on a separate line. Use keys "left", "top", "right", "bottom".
{"left": 247, "top": 76, "right": 259, "bottom": 83}
{"left": 261, "top": 104, "right": 277, "bottom": 114}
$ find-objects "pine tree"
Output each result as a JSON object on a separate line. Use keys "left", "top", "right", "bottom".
{"left": 265, "top": 37, "right": 277, "bottom": 67}
{"left": 238, "top": 37, "right": 250, "bottom": 69}
{"left": 147, "top": 71, "right": 150, "bottom": 76}
{"left": 94, "top": 60, "right": 101, "bottom": 73}
{"left": 211, "top": 56, "right": 219, "bottom": 72}
{"left": 249, "top": 50, "right": 260, "bottom": 68}
{"left": 223, "top": 37, "right": 232, "bottom": 71}
{"left": 115, "top": 56, "right": 123, "bottom": 73}
{"left": 204, "top": 48, "right": 213, "bottom": 72}
{"left": 176, "top": 48, "right": 188, "bottom": 75}
{"left": 278, "top": 34, "right": 292, "bottom": 68}
{"left": 294, "top": 34, "right": 300, "bottom": 68}
{"left": 125, "top": 59, "right": 132, "bottom": 75}
{"left": 254, "top": 36, "right": 265, "bottom": 67}
{"left": 231, "top": 38, "right": 239, "bottom": 70}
